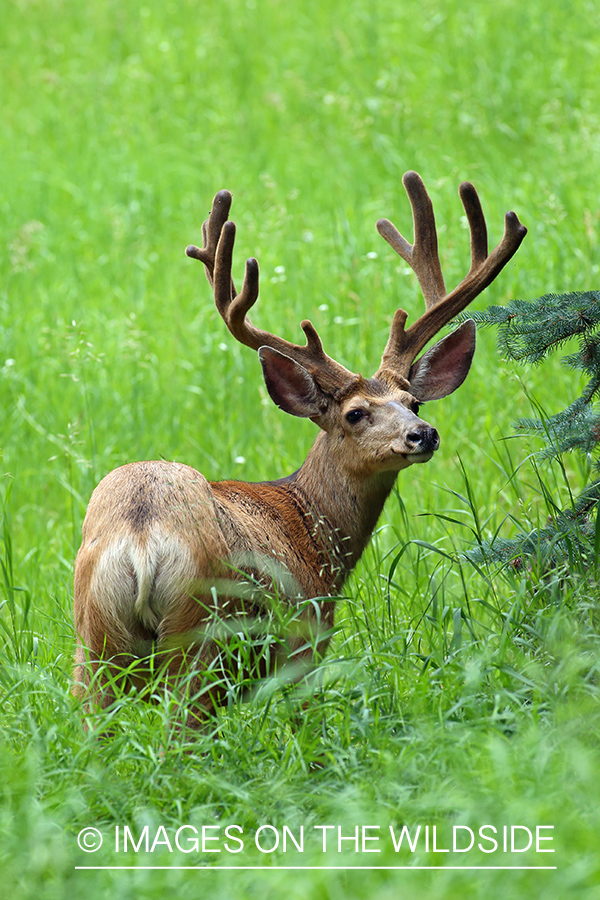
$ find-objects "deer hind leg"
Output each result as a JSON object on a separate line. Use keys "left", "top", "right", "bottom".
{"left": 151, "top": 590, "right": 235, "bottom": 730}
{"left": 155, "top": 587, "right": 322, "bottom": 729}
{"left": 73, "top": 639, "right": 142, "bottom": 729}
{"left": 72, "top": 573, "right": 158, "bottom": 730}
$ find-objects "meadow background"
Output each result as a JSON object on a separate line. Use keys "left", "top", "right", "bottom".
{"left": 1, "top": 0, "right": 600, "bottom": 897}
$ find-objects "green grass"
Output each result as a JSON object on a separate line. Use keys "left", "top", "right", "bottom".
{"left": 2, "top": 0, "right": 600, "bottom": 896}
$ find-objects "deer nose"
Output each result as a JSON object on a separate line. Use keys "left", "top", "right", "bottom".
{"left": 406, "top": 425, "right": 440, "bottom": 453}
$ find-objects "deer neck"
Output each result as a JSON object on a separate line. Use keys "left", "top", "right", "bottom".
{"left": 289, "top": 431, "right": 398, "bottom": 584}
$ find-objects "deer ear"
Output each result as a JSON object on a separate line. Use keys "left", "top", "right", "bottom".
{"left": 258, "top": 346, "right": 325, "bottom": 418}
{"left": 408, "top": 319, "right": 476, "bottom": 401}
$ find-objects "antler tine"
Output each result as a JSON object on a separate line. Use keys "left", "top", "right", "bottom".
{"left": 187, "top": 191, "right": 357, "bottom": 396}
{"left": 186, "top": 189, "right": 235, "bottom": 293}
{"left": 460, "top": 180, "right": 488, "bottom": 269}
{"left": 376, "top": 174, "right": 527, "bottom": 380}
{"left": 411, "top": 203, "right": 526, "bottom": 343}
{"left": 212, "top": 220, "right": 261, "bottom": 347}
{"left": 377, "top": 171, "right": 447, "bottom": 310}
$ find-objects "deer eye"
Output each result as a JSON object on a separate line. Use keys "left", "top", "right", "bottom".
{"left": 411, "top": 401, "right": 421, "bottom": 415}
{"left": 345, "top": 409, "right": 365, "bottom": 424}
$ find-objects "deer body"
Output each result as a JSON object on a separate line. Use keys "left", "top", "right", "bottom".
{"left": 73, "top": 173, "right": 526, "bottom": 725}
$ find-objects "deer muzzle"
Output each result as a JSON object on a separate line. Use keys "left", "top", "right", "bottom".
{"left": 406, "top": 423, "right": 440, "bottom": 455}
{"left": 390, "top": 421, "right": 440, "bottom": 464}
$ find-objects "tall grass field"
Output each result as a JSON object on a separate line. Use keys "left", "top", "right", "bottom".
{"left": 1, "top": 1, "right": 600, "bottom": 897}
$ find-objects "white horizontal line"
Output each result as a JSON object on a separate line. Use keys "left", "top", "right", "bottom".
{"left": 75, "top": 865, "right": 558, "bottom": 871}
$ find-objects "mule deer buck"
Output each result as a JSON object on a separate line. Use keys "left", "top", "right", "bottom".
{"left": 73, "top": 172, "right": 526, "bottom": 726}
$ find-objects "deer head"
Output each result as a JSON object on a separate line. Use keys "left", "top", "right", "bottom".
{"left": 186, "top": 174, "right": 526, "bottom": 480}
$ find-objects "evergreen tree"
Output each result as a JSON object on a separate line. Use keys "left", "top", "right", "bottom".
{"left": 459, "top": 291, "right": 600, "bottom": 568}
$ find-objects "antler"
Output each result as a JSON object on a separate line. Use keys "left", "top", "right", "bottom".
{"left": 375, "top": 171, "right": 527, "bottom": 381}
{"left": 186, "top": 191, "right": 356, "bottom": 396}
{"left": 185, "top": 189, "right": 236, "bottom": 290}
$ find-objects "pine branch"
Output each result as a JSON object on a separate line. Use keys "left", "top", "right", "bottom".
{"left": 459, "top": 291, "right": 600, "bottom": 364}
{"left": 460, "top": 290, "right": 600, "bottom": 570}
